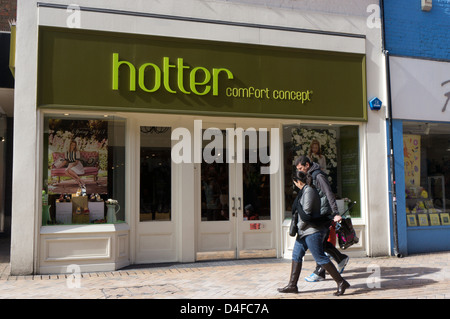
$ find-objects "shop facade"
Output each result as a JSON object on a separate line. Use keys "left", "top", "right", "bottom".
{"left": 383, "top": 0, "right": 450, "bottom": 256}
{"left": 389, "top": 57, "right": 450, "bottom": 255}
{"left": 11, "top": 0, "right": 390, "bottom": 275}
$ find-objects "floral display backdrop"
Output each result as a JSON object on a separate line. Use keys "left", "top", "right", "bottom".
{"left": 291, "top": 127, "right": 338, "bottom": 192}
{"left": 48, "top": 120, "right": 108, "bottom": 154}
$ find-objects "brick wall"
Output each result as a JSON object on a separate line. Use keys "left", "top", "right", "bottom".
{"left": 0, "top": 0, "right": 16, "bottom": 31}
{"left": 383, "top": 0, "right": 450, "bottom": 60}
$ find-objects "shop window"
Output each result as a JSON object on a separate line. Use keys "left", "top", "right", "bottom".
{"left": 42, "top": 115, "right": 126, "bottom": 225}
{"left": 139, "top": 126, "right": 171, "bottom": 222}
{"left": 283, "top": 124, "right": 361, "bottom": 220}
{"left": 403, "top": 122, "right": 450, "bottom": 227}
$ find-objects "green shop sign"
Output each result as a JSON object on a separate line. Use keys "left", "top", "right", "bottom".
{"left": 37, "top": 27, "right": 367, "bottom": 121}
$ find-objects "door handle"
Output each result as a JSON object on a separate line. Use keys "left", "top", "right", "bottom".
{"left": 232, "top": 197, "right": 236, "bottom": 217}
{"left": 238, "top": 197, "right": 242, "bottom": 210}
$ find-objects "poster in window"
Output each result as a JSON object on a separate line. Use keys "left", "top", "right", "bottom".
{"left": 417, "top": 213, "right": 429, "bottom": 226}
{"left": 403, "top": 134, "right": 421, "bottom": 188}
{"left": 429, "top": 213, "right": 441, "bottom": 226}
{"left": 47, "top": 119, "right": 108, "bottom": 195}
{"left": 292, "top": 128, "right": 337, "bottom": 192}
{"left": 440, "top": 213, "right": 450, "bottom": 225}
{"left": 406, "top": 214, "right": 417, "bottom": 227}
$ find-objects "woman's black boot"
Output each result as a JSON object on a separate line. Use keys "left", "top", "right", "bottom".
{"left": 321, "top": 262, "right": 350, "bottom": 296}
{"left": 277, "top": 261, "right": 302, "bottom": 293}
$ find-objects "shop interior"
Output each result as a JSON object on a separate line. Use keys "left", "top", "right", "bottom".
{"left": 403, "top": 121, "right": 450, "bottom": 227}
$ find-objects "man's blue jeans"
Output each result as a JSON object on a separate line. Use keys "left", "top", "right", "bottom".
{"left": 292, "top": 230, "right": 330, "bottom": 265}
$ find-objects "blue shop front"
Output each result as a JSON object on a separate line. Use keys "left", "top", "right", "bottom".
{"left": 389, "top": 56, "right": 450, "bottom": 255}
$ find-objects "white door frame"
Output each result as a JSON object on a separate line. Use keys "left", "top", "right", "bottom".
{"left": 133, "top": 116, "right": 180, "bottom": 264}
{"left": 127, "top": 114, "right": 286, "bottom": 264}
{"left": 194, "top": 120, "right": 280, "bottom": 261}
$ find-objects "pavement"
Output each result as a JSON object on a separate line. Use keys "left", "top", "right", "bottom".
{"left": 0, "top": 233, "right": 449, "bottom": 301}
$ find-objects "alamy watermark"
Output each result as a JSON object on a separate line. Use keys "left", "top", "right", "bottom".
{"left": 171, "top": 120, "right": 280, "bottom": 174}
{"left": 66, "top": 4, "right": 81, "bottom": 28}
{"left": 66, "top": 264, "right": 81, "bottom": 289}
{"left": 366, "top": 264, "right": 381, "bottom": 289}
{"left": 367, "top": 4, "right": 381, "bottom": 29}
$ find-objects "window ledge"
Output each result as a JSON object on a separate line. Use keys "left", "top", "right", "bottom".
{"left": 40, "top": 223, "right": 129, "bottom": 234}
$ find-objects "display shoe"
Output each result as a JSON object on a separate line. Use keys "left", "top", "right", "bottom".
{"left": 277, "top": 261, "right": 302, "bottom": 293}
{"left": 321, "top": 262, "right": 350, "bottom": 296}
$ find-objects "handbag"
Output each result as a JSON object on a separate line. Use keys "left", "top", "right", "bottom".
{"left": 335, "top": 200, "right": 358, "bottom": 249}
{"left": 289, "top": 211, "right": 298, "bottom": 237}
{"left": 336, "top": 217, "right": 359, "bottom": 249}
{"left": 289, "top": 191, "right": 302, "bottom": 237}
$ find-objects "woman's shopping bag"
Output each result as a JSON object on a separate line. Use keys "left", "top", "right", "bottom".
{"left": 327, "top": 223, "right": 337, "bottom": 246}
{"left": 289, "top": 211, "right": 298, "bottom": 237}
{"left": 335, "top": 201, "right": 359, "bottom": 249}
{"left": 336, "top": 217, "right": 359, "bottom": 249}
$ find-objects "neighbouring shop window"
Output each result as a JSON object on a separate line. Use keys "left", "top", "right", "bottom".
{"left": 42, "top": 114, "right": 126, "bottom": 225}
{"left": 283, "top": 124, "right": 361, "bottom": 220}
{"left": 403, "top": 121, "right": 450, "bottom": 227}
{"left": 140, "top": 126, "right": 171, "bottom": 222}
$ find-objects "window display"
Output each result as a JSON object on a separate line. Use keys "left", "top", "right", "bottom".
{"left": 283, "top": 124, "right": 361, "bottom": 220}
{"left": 403, "top": 121, "right": 450, "bottom": 227}
{"left": 42, "top": 114, "right": 126, "bottom": 225}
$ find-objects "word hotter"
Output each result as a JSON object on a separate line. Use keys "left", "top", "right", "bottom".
{"left": 112, "top": 53, "right": 233, "bottom": 96}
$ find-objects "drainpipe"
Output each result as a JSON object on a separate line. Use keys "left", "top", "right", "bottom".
{"left": 380, "top": 0, "right": 402, "bottom": 258}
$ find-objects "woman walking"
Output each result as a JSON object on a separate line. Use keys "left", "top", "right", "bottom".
{"left": 278, "top": 170, "right": 350, "bottom": 296}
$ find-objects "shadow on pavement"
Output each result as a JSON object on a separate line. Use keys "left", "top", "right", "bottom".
{"left": 299, "top": 266, "right": 440, "bottom": 297}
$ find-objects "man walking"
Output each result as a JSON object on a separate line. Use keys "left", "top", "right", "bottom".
{"left": 295, "top": 156, "right": 350, "bottom": 282}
